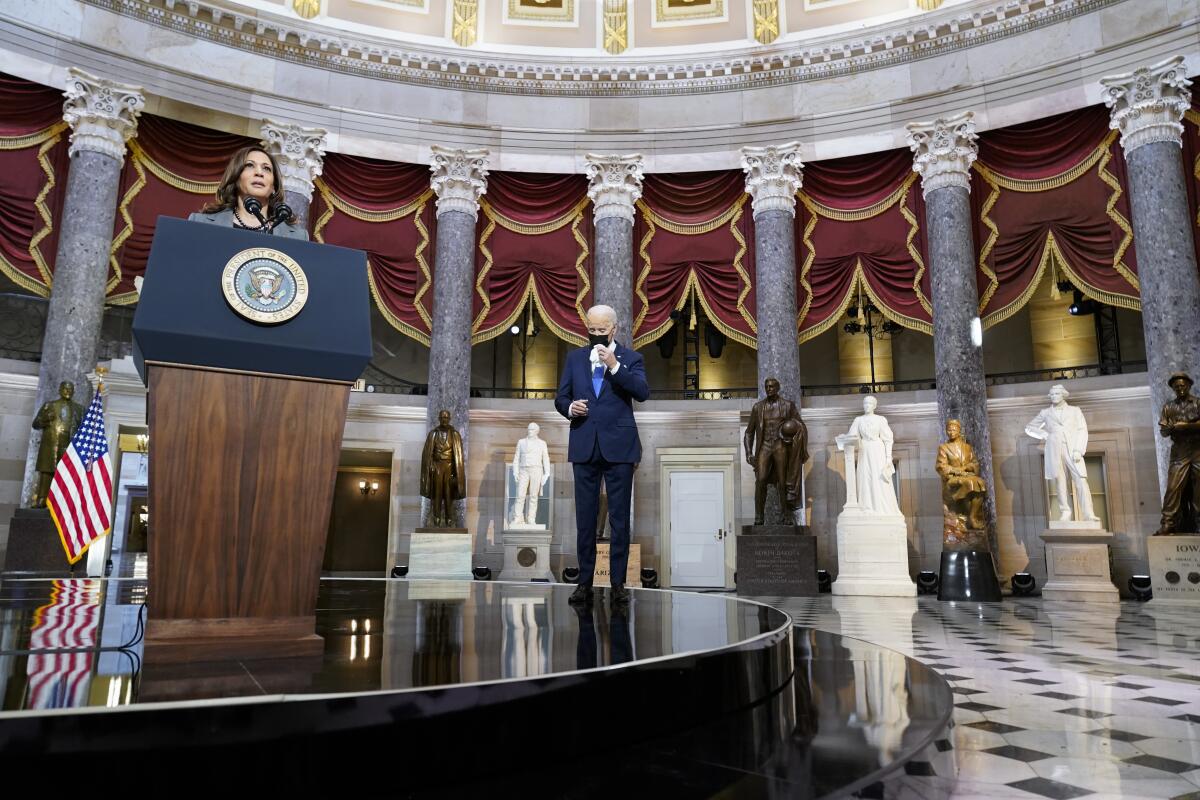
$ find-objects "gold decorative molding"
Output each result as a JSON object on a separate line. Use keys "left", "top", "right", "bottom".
{"left": 916, "top": 0, "right": 945, "bottom": 9}
{"left": 654, "top": 0, "right": 726, "bottom": 26}
{"left": 603, "top": 0, "right": 629, "bottom": 54}
{"left": 292, "top": 0, "right": 321, "bottom": 19}
{"left": 505, "top": 0, "right": 576, "bottom": 25}
{"left": 452, "top": 0, "right": 479, "bottom": 47}
{"left": 752, "top": 0, "right": 780, "bottom": 45}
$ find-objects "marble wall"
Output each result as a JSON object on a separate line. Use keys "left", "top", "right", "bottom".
{"left": 0, "top": 357, "right": 1161, "bottom": 595}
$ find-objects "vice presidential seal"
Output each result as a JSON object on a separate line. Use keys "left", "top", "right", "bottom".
{"left": 221, "top": 247, "right": 309, "bottom": 324}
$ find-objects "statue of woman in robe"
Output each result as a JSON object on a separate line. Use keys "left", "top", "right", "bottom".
{"left": 845, "top": 395, "right": 902, "bottom": 517}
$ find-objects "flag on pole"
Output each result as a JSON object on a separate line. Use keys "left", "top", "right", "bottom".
{"left": 46, "top": 389, "right": 113, "bottom": 564}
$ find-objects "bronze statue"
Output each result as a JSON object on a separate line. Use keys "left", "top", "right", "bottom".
{"left": 420, "top": 409, "right": 466, "bottom": 528}
{"left": 29, "top": 381, "right": 85, "bottom": 508}
{"left": 1156, "top": 373, "right": 1200, "bottom": 535}
{"left": 744, "top": 377, "right": 808, "bottom": 525}
{"left": 936, "top": 418, "right": 988, "bottom": 549}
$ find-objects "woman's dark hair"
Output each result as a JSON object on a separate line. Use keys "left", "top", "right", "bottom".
{"left": 200, "top": 146, "right": 294, "bottom": 224}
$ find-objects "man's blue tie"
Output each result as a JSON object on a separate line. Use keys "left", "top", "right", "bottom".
{"left": 592, "top": 364, "right": 605, "bottom": 397}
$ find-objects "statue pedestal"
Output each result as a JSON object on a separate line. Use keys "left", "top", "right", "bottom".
{"left": 594, "top": 542, "right": 640, "bottom": 587}
{"left": 832, "top": 512, "right": 916, "bottom": 597}
{"left": 1147, "top": 534, "right": 1200, "bottom": 605}
{"left": 938, "top": 550, "right": 1003, "bottom": 602}
{"left": 1040, "top": 522, "right": 1118, "bottom": 603}
{"left": 498, "top": 530, "right": 553, "bottom": 582}
{"left": 736, "top": 525, "right": 817, "bottom": 597}
{"left": 408, "top": 528, "right": 472, "bottom": 580}
{"left": 2, "top": 508, "right": 75, "bottom": 574}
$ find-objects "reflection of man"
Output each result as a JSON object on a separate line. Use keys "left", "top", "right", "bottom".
{"left": 420, "top": 409, "right": 466, "bottom": 528}
{"left": 555, "top": 305, "right": 649, "bottom": 606}
{"left": 1024, "top": 385, "right": 1100, "bottom": 523}
{"left": 511, "top": 422, "right": 551, "bottom": 526}
{"left": 744, "top": 377, "right": 806, "bottom": 525}
{"left": 573, "top": 603, "right": 633, "bottom": 670}
{"left": 936, "top": 419, "right": 988, "bottom": 537}
{"left": 30, "top": 381, "right": 85, "bottom": 508}
{"left": 1157, "top": 373, "right": 1200, "bottom": 535}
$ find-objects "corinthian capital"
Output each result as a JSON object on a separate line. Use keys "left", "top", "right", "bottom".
{"left": 429, "top": 145, "right": 489, "bottom": 219}
{"left": 740, "top": 142, "right": 803, "bottom": 219}
{"left": 585, "top": 153, "right": 644, "bottom": 224}
{"left": 906, "top": 111, "right": 978, "bottom": 197}
{"left": 62, "top": 68, "right": 145, "bottom": 160}
{"left": 1101, "top": 55, "right": 1192, "bottom": 153}
{"left": 260, "top": 119, "right": 328, "bottom": 200}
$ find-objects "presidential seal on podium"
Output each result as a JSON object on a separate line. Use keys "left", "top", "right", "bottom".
{"left": 221, "top": 247, "right": 310, "bottom": 324}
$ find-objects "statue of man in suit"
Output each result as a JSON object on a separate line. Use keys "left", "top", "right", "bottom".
{"left": 30, "top": 381, "right": 85, "bottom": 508}
{"left": 743, "top": 377, "right": 807, "bottom": 525}
{"left": 1156, "top": 373, "right": 1200, "bottom": 535}
{"left": 1025, "top": 384, "right": 1100, "bottom": 524}
{"left": 554, "top": 304, "right": 650, "bottom": 606}
{"left": 420, "top": 409, "right": 465, "bottom": 528}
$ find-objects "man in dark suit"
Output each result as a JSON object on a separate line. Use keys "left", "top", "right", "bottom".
{"left": 555, "top": 305, "right": 649, "bottom": 605}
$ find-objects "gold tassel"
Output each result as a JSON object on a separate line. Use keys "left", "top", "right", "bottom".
{"left": 689, "top": 292, "right": 697, "bottom": 330}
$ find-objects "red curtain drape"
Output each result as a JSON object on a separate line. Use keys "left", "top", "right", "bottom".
{"left": 311, "top": 154, "right": 435, "bottom": 343}
{"left": 1183, "top": 95, "right": 1200, "bottom": 276}
{"left": 972, "top": 106, "right": 1140, "bottom": 320}
{"left": 633, "top": 170, "right": 756, "bottom": 348}
{"left": 107, "top": 114, "right": 254, "bottom": 302}
{"left": 796, "top": 149, "right": 930, "bottom": 340}
{"left": 473, "top": 171, "right": 592, "bottom": 344}
{"left": 0, "top": 73, "right": 69, "bottom": 296}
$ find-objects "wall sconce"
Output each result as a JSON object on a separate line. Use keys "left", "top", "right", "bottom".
{"left": 358, "top": 479, "right": 380, "bottom": 497}
{"left": 135, "top": 434, "right": 149, "bottom": 453}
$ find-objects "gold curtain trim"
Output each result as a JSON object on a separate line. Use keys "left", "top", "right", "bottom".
{"left": 1187, "top": 109, "right": 1200, "bottom": 226}
{"left": 728, "top": 201, "right": 757, "bottom": 339}
{"left": 481, "top": 194, "right": 590, "bottom": 236}
{"left": 27, "top": 127, "right": 65, "bottom": 292}
{"left": 801, "top": 175, "right": 914, "bottom": 221}
{"left": 0, "top": 122, "right": 67, "bottom": 151}
{"left": 973, "top": 135, "right": 1111, "bottom": 193}
{"left": 472, "top": 212, "right": 499, "bottom": 338}
{"left": 130, "top": 140, "right": 220, "bottom": 194}
{"left": 858, "top": 264, "right": 933, "bottom": 335}
{"left": 569, "top": 211, "right": 591, "bottom": 346}
{"left": 632, "top": 213, "right": 656, "bottom": 338}
{"left": 979, "top": 230, "right": 1059, "bottom": 329}
{"left": 1096, "top": 134, "right": 1138, "bottom": 291}
{"left": 314, "top": 178, "right": 433, "bottom": 223}
{"left": 314, "top": 186, "right": 434, "bottom": 344}
{"left": 636, "top": 195, "right": 744, "bottom": 235}
{"left": 797, "top": 263, "right": 863, "bottom": 345}
{"left": 975, "top": 169, "right": 1002, "bottom": 312}
{"left": 107, "top": 155, "right": 146, "bottom": 297}
{"left": 900, "top": 184, "right": 933, "bottom": 319}
{"left": 795, "top": 205, "right": 818, "bottom": 341}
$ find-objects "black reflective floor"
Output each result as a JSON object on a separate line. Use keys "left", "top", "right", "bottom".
{"left": 0, "top": 576, "right": 954, "bottom": 798}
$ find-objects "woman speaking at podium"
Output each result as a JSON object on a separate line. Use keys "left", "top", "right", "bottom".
{"left": 189, "top": 146, "right": 308, "bottom": 240}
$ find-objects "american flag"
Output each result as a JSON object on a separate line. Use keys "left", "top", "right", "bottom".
{"left": 46, "top": 390, "right": 112, "bottom": 564}
{"left": 25, "top": 579, "right": 101, "bottom": 709}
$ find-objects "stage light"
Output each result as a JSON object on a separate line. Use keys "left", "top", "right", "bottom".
{"left": 1011, "top": 573, "right": 1037, "bottom": 596}
{"left": 846, "top": 305, "right": 858, "bottom": 318}
{"left": 704, "top": 324, "right": 727, "bottom": 359}
{"left": 1129, "top": 575, "right": 1153, "bottom": 601}
{"left": 562, "top": 567, "right": 580, "bottom": 584}
{"left": 843, "top": 321, "right": 862, "bottom": 335}
{"left": 817, "top": 569, "right": 832, "bottom": 593}
{"left": 472, "top": 566, "right": 492, "bottom": 581}
{"left": 640, "top": 568, "right": 659, "bottom": 589}
{"left": 881, "top": 320, "right": 903, "bottom": 335}
{"left": 390, "top": 565, "right": 408, "bottom": 578}
{"left": 917, "top": 570, "right": 939, "bottom": 595}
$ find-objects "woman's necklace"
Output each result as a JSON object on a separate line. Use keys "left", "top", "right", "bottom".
{"left": 233, "top": 205, "right": 264, "bottom": 230}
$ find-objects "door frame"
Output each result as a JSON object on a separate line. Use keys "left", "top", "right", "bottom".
{"left": 658, "top": 447, "right": 738, "bottom": 589}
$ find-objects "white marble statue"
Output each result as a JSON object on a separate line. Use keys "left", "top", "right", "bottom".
{"left": 1024, "top": 384, "right": 1100, "bottom": 523}
{"left": 837, "top": 395, "right": 902, "bottom": 516}
{"left": 510, "top": 422, "right": 551, "bottom": 527}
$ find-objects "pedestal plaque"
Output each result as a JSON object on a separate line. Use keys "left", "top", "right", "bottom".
{"left": 736, "top": 526, "right": 817, "bottom": 597}
{"left": 408, "top": 528, "right": 472, "bottom": 580}
{"left": 499, "top": 530, "right": 554, "bottom": 582}
{"left": 1040, "top": 522, "right": 1118, "bottom": 603}
{"left": 594, "top": 542, "right": 640, "bottom": 587}
{"left": 1148, "top": 535, "right": 1200, "bottom": 605}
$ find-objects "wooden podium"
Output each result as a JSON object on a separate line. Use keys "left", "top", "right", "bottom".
{"left": 133, "top": 218, "right": 371, "bottom": 661}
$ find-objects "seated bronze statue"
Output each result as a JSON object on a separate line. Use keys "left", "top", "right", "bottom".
{"left": 936, "top": 418, "right": 988, "bottom": 549}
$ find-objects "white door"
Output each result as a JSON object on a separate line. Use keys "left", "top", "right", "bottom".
{"left": 669, "top": 471, "right": 726, "bottom": 587}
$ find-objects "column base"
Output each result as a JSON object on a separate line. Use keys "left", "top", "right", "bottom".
{"left": 937, "top": 550, "right": 1002, "bottom": 602}
{"left": 832, "top": 513, "right": 916, "bottom": 597}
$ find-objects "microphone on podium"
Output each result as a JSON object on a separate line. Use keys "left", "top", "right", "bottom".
{"left": 242, "top": 196, "right": 269, "bottom": 231}
{"left": 268, "top": 203, "right": 294, "bottom": 233}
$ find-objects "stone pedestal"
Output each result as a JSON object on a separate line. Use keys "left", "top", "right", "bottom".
{"left": 736, "top": 524, "right": 817, "bottom": 597}
{"left": 938, "top": 551, "right": 1003, "bottom": 602}
{"left": 832, "top": 513, "right": 916, "bottom": 597}
{"left": 1039, "top": 522, "right": 1119, "bottom": 603}
{"left": 408, "top": 529, "right": 472, "bottom": 580}
{"left": 498, "top": 530, "right": 553, "bottom": 582}
{"left": 2, "top": 508, "right": 74, "bottom": 574}
{"left": 1147, "top": 535, "right": 1200, "bottom": 605}
{"left": 593, "top": 542, "right": 640, "bottom": 587}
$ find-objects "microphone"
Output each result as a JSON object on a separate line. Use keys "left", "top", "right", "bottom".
{"left": 268, "top": 203, "right": 294, "bottom": 233}
{"left": 242, "top": 196, "right": 267, "bottom": 227}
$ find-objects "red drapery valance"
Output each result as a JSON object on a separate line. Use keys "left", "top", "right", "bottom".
{"left": 0, "top": 73, "right": 69, "bottom": 296}
{"left": 972, "top": 106, "right": 1140, "bottom": 320}
{"left": 633, "top": 170, "right": 755, "bottom": 348}
{"left": 108, "top": 114, "right": 253, "bottom": 303}
{"left": 1183, "top": 96, "right": 1200, "bottom": 274}
{"left": 473, "top": 171, "right": 592, "bottom": 345}
{"left": 312, "top": 154, "right": 435, "bottom": 344}
{"left": 796, "top": 149, "right": 930, "bottom": 340}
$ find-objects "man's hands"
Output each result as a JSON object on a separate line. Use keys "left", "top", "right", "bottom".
{"left": 569, "top": 399, "right": 589, "bottom": 418}
{"left": 594, "top": 344, "right": 618, "bottom": 370}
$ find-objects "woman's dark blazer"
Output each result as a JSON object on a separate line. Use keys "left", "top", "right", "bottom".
{"left": 187, "top": 208, "right": 308, "bottom": 241}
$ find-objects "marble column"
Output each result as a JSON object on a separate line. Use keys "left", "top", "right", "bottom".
{"left": 585, "top": 154, "right": 643, "bottom": 340}
{"left": 21, "top": 69, "right": 144, "bottom": 506}
{"left": 1101, "top": 56, "right": 1200, "bottom": 492}
{"left": 741, "top": 142, "right": 803, "bottom": 402}
{"left": 261, "top": 119, "right": 327, "bottom": 231}
{"left": 907, "top": 111, "right": 998, "bottom": 536}
{"left": 425, "top": 145, "right": 488, "bottom": 528}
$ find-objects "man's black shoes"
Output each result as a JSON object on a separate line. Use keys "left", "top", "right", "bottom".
{"left": 568, "top": 584, "right": 594, "bottom": 605}
{"left": 610, "top": 584, "right": 631, "bottom": 605}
